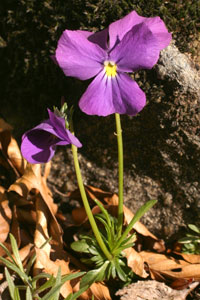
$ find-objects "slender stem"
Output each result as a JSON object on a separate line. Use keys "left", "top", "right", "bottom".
{"left": 115, "top": 113, "right": 124, "bottom": 236}
{"left": 71, "top": 144, "right": 113, "bottom": 261}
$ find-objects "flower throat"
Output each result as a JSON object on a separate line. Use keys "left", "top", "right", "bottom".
{"left": 104, "top": 61, "right": 117, "bottom": 77}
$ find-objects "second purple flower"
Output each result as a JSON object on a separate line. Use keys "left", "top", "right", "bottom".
{"left": 55, "top": 11, "right": 172, "bottom": 117}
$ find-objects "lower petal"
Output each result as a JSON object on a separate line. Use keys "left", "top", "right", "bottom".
{"left": 112, "top": 73, "right": 146, "bottom": 116}
{"left": 79, "top": 71, "right": 115, "bottom": 116}
{"left": 21, "top": 133, "right": 56, "bottom": 164}
{"left": 79, "top": 71, "right": 146, "bottom": 117}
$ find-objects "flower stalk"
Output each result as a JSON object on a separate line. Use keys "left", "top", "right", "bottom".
{"left": 115, "top": 113, "right": 124, "bottom": 236}
{"left": 71, "top": 143, "right": 112, "bottom": 261}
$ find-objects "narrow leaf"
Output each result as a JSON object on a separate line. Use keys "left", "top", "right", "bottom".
{"left": 10, "top": 233, "right": 24, "bottom": 272}
{"left": 5, "top": 267, "right": 15, "bottom": 300}
{"left": 53, "top": 267, "right": 62, "bottom": 300}
{"left": 188, "top": 224, "right": 200, "bottom": 234}
{"left": 26, "top": 286, "right": 32, "bottom": 300}
{"left": 0, "top": 242, "right": 17, "bottom": 266}
{"left": 14, "top": 287, "right": 21, "bottom": 300}
{"left": 36, "top": 275, "right": 55, "bottom": 293}
{"left": 113, "top": 199, "right": 157, "bottom": 251}
{"left": 0, "top": 256, "right": 29, "bottom": 283}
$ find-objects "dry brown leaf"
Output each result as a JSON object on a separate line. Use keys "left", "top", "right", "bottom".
{"left": 72, "top": 280, "right": 111, "bottom": 300}
{"left": 161, "top": 264, "right": 200, "bottom": 280}
{"left": 174, "top": 252, "right": 200, "bottom": 264}
{"left": 8, "top": 163, "right": 62, "bottom": 246}
{"left": 90, "top": 282, "right": 112, "bottom": 300}
{"left": 10, "top": 205, "right": 21, "bottom": 246}
{"left": 34, "top": 196, "right": 51, "bottom": 272}
{"left": 140, "top": 251, "right": 188, "bottom": 270}
{"left": 140, "top": 251, "right": 200, "bottom": 282}
{"left": 124, "top": 247, "right": 148, "bottom": 278}
{"left": 0, "top": 119, "right": 13, "bottom": 132}
{"left": 0, "top": 119, "right": 26, "bottom": 175}
{"left": 0, "top": 188, "right": 12, "bottom": 243}
{"left": 36, "top": 248, "right": 73, "bottom": 298}
{"left": 72, "top": 207, "right": 87, "bottom": 224}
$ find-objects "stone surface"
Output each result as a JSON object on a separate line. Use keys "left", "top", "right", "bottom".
{"left": 115, "top": 280, "right": 199, "bottom": 300}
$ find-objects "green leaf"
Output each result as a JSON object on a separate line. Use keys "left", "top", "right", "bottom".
{"left": 14, "top": 287, "right": 21, "bottom": 300}
{"left": 93, "top": 199, "right": 111, "bottom": 227}
{"left": 80, "top": 261, "right": 109, "bottom": 289}
{"left": 26, "top": 286, "right": 32, "bottom": 300}
{"left": 0, "top": 242, "right": 17, "bottom": 266}
{"left": 36, "top": 275, "right": 56, "bottom": 294}
{"left": 71, "top": 240, "right": 89, "bottom": 253}
{"left": 61, "top": 272, "right": 85, "bottom": 282}
{"left": 32, "top": 273, "right": 52, "bottom": 283}
{"left": 41, "top": 282, "right": 65, "bottom": 300}
{"left": 0, "top": 256, "right": 30, "bottom": 283}
{"left": 64, "top": 286, "right": 88, "bottom": 300}
{"left": 9, "top": 234, "right": 24, "bottom": 273}
{"left": 188, "top": 224, "right": 200, "bottom": 234}
{"left": 53, "top": 267, "right": 61, "bottom": 300}
{"left": 179, "top": 237, "right": 194, "bottom": 243}
{"left": 114, "top": 259, "right": 127, "bottom": 282}
{"left": 113, "top": 199, "right": 157, "bottom": 252}
{"left": 5, "top": 267, "right": 15, "bottom": 300}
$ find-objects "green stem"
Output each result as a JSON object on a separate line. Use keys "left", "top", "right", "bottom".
{"left": 115, "top": 113, "right": 124, "bottom": 236}
{"left": 71, "top": 144, "right": 113, "bottom": 261}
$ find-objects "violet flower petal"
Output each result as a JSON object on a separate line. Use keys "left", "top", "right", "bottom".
{"left": 109, "top": 10, "right": 171, "bottom": 50}
{"left": 79, "top": 71, "right": 146, "bottom": 116}
{"left": 110, "top": 23, "right": 160, "bottom": 72}
{"left": 79, "top": 70, "right": 115, "bottom": 116}
{"left": 21, "top": 130, "right": 57, "bottom": 163}
{"left": 88, "top": 28, "right": 109, "bottom": 50}
{"left": 55, "top": 30, "right": 106, "bottom": 80}
{"left": 47, "top": 109, "right": 82, "bottom": 147}
{"left": 112, "top": 72, "right": 146, "bottom": 116}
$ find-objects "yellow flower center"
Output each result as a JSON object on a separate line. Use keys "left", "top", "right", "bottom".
{"left": 104, "top": 61, "right": 117, "bottom": 77}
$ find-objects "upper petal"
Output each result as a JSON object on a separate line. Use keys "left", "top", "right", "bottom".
{"left": 109, "top": 10, "right": 171, "bottom": 50}
{"left": 47, "top": 109, "right": 82, "bottom": 147}
{"left": 55, "top": 30, "right": 106, "bottom": 80}
{"left": 88, "top": 28, "right": 109, "bottom": 50}
{"left": 110, "top": 23, "right": 160, "bottom": 72}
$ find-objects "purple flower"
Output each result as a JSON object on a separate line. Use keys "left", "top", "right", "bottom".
{"left": 21, "top": 109, "right": 82, "bottom": 164}
{"left": 55, "top": 11, "right": 172, "bottom": 117}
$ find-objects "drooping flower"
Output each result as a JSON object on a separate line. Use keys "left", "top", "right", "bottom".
{"left": 55, "top": 11, "right": 172, "bottom": 117}
{"left": 21, "top": 109, "right": 82, "bottom": 164}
